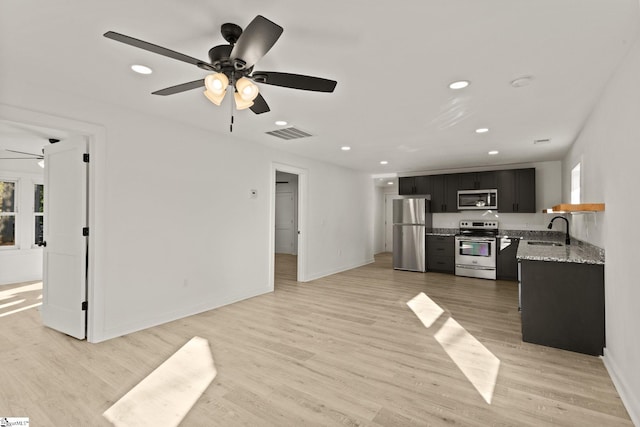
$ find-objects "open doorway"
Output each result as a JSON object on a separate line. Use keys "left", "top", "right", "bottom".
{"left": 0, "top": 104, "right": 104, "bottom": 342}
{"left": 274, "top": 171, "right": 298, "bottom": 285}
{"left": 384, "top": 194, "right": 404, "bottom": 253}
{"left": 270, "top": 163, "right": 307, "bottom": 289}
{"left": 0, "top": 120, "right": 52, "bottom": 286}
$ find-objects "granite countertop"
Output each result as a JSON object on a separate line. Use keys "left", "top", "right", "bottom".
{"left": 516, "top": 239, "right": 605, "bottom": 265}
{"left": 425, "top": 228, "right": 458, "bottom": 236}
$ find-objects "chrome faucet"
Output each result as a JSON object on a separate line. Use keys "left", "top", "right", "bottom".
{"left": 547, "top": 216, "right": 570, "bottom": 245}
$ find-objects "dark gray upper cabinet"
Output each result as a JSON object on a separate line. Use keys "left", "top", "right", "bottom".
{"left": 425, "top": 174, "right": 458, "bottom": 212}
{"left": 458, "top": 171, "right": 497, "bottom": 190}
{"left": 400, "top": 168, "right": 534, "bottom": 213}
{"left": 496, "top": 168, "right": 536, "bottom": 213}
{"left": 398, "top": 176, "right": 429, "bottom": 195}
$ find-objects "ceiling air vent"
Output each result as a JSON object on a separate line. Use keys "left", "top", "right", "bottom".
{"left": 265, "top": 127, "right": 312, "bottom": 140}
{"left": 533, "top": 138, "right": 551, "bottom": 145}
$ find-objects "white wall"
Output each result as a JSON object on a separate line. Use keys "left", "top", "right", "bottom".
{"left": 1, "top": 92, "right": 374, "bottom": 343}
{"left": 561, "top": 22, "right": 640, "bottom": 424}
{"left": 0, "top": 170, "right": 43, "bottom": 285}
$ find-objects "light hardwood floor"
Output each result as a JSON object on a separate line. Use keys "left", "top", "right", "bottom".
{"left": 0, "top": 253, "right": 632, "bottom": 426}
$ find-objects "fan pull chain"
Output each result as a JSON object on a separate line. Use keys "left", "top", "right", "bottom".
{"left": 229, "top": 87, "right": 234, "bottom": 132}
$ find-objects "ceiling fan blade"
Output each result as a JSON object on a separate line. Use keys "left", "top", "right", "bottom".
{"left": 6, "top": 149, "right": 44, "bottom": 158}
{"left": 230, "top": 16, "right": 283, "bottom": 69}
{"left": 104, "top": 31, "right": 211, "bottom": 68}
{"left": 152, "top": 79, "right": 205, "bottom": 96}
{"left": 250, "top": 93, "right": 270, "bottom": 114}
{"left": 252, "top": 72, "right": 337, "bottom": 92}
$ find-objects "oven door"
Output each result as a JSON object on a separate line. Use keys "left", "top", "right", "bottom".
{"left": 455, "top": 237, "right": 496, "bottom": 268}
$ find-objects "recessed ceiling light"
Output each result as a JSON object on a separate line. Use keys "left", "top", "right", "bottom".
{"left": 449, "top": 80, "right": 470, "bottom": 90}
{"left": 380, "top": 160, "right": 389, "bottom": 165}
{"left": 475, "top": 128, "right": 489, "bottom": 133}
{"left": 275, "top": 120, "right": 288, "bottom": 126}
{"left": 131, "top": 64, "right": 152, "bottom": 74}
{"left": 488, "top": 150, "right": 499, "bottom": 155}
{"left": 387, "top": 181, "right": 394, "bottom": 185}
{"left": 341, "top": 146, "right": 351, "bottom": 151}
{"left": 510, "top": 76, "right": 533, "bottom": 88}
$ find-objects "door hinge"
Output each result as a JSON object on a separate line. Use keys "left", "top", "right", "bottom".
{"left": 82, "top": 227, "right": 89, "bottom": 236}
{"left": 81, "top": 301, "right": 88, "bottom": 311}
{"left": 83, "top": 153, "right": 90, "bottom": 163}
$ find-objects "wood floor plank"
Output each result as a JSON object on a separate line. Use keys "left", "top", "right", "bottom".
{"left": 0, "top": 253, "right": 632, "bottom": 425}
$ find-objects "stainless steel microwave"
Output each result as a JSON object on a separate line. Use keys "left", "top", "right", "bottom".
{"left": 457, "top": 189, "right": 498, "bottom": 210}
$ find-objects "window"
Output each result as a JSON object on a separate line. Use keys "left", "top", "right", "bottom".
{"left": 0, "top": 180, "right": 17, "bottom": 246}
{"left": 571, "top": 162, "right": 581, "bottom": 204}
{"left": 34, "top": 184, "right": 44, "bottom": 246}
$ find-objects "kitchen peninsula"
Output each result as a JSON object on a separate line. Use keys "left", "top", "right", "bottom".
{"left": 517, "top": 240, "right": 605, "bottom": 355}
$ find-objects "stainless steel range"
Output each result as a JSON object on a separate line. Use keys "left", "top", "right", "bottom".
{"left": 455, "top": 220, "right": 498, "bottom": 280}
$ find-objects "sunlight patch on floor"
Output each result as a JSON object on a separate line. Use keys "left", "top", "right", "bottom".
{"left": 434, "top": 317, "right": 501, "bottom": 404}
{"left": 407, "top": 292, "right": 500, "bottom": 404}
{"left": 406, "top": 292, "right": 444, "bottom": 328}
{"left": 103, "top": 336, "right": 217, "bottom": 427}
{"left": 0, "top": 282, "right": 42, "bottom": 301}
{"left": 0, "top": 302, "right": 42, "bottom": 318}
{"left": 0, "top": 282, "right": 43, "bottom": 318}
{"left": 0, "top": 298, "right": 25, "bottom": 310}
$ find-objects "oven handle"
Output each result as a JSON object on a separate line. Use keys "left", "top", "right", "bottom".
{"left": 455, "top": 264, "right": 496, "bottom": 271}
{"left": 455, "top": 238, "right": 496, "bottom": 243}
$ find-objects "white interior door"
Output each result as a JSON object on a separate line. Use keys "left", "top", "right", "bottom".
{"left": 275, "top": 191, "right": 295, "bottom": 254}
{"left": 385, "top": 194, "right": 403, "bottom": 252}
{"left": 41, "top": 137, "right": 88, "bottom": 339}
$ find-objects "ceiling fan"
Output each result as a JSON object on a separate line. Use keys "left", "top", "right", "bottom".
{"left": 104, "top": 15, "right": 337, "bottom": 125}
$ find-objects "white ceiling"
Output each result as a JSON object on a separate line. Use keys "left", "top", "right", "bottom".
{"left": 1, "top": 0, "right": 639, "bottom": 176}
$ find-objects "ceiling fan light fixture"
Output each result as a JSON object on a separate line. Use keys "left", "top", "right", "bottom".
{"left": 205, "top": 73, "right": 229, "bottom": 95}
{"left": 236, "top": 77, "right": 259, "bottom": 101}
{"left": 203, "top": 89, "right": 226, "bottom": 106}
{"left": 234, "top": 92, "right": 254, "bottom": 110}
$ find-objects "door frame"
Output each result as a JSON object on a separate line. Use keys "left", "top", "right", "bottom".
{"left": 0, "top": 104, "right": 105, "bottom": 342}
{"left": 270, "top": 162, "right": 307, "bottom": 285}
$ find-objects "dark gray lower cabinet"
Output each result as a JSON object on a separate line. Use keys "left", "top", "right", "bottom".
{"left": 519, "top": 260, "right": 605, "bottom": 356}
{"left": 426, "top": 235, "right": 454, "bottom": 273}
{"left": 497, "top": 237, "right": 519, "bottom": 280}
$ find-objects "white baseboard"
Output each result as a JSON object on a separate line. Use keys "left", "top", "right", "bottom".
{"left": 603, "top": 348, "right": 640, "bottom": 426}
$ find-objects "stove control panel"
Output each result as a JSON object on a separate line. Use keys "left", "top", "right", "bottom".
{"left": 459, "top": 220, "right": 498, "bottom": 229}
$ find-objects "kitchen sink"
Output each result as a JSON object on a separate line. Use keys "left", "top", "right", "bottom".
{"left": 527, "top": 241, "right": 563, "bottom": 247}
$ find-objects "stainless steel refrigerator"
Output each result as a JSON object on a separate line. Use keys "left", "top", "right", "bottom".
{"left": 393, "top": 198, "right": 432, "bottom": 272}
